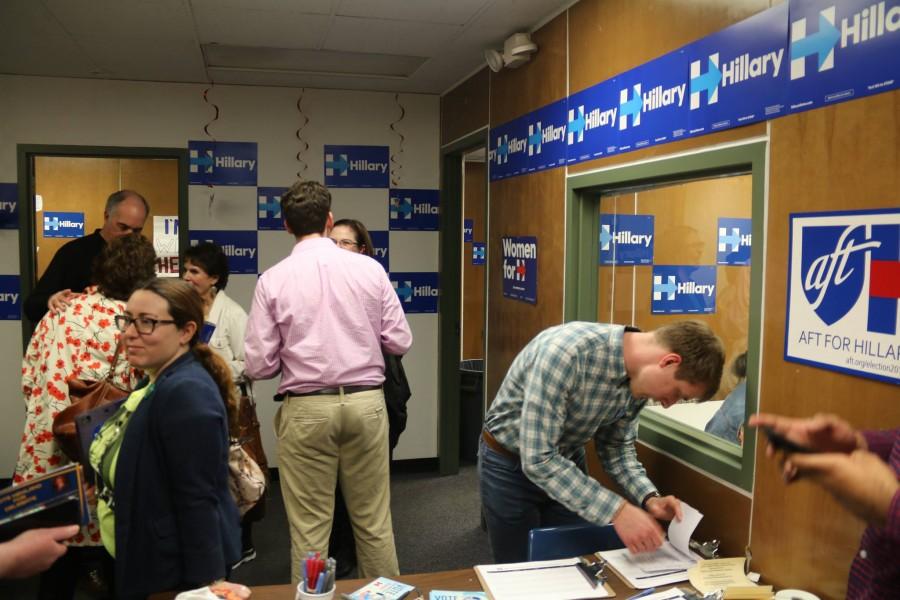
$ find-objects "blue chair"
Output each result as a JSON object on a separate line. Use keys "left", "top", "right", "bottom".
{"left": 527, "top": 523, "right": 624, "bottom": 561}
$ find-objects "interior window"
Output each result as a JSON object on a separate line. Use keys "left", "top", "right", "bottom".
{"left": 596, "top": 174, "right": 751, "bottom": 447}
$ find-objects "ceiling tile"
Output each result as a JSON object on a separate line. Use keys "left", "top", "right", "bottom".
{"left": 43, "top": 0, "right": 196, "bottom": 42}
{"left": 336, "top": 0, "right": 487, "bottom": 25}
{"left": 192, "top": 4, "right": 330, "bottom": 48}
{"left": 324, "top": 16, "right": 460, "bottom": 57}
{"left": 190, "top": 0, "right": 334, "bottom": 13}
{"left": 0, "top": 0, "right": 70, "bottom": 37}
{"left": 207, "top": 67, "right": 425, "bottom": 93}
{"left": 0, "top": 34, "right": 97, "bottom": 77}
{"left": 77, "top": 37, "right": 207, "bottom": 82}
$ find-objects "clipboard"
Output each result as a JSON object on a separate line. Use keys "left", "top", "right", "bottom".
{"left": 474, "top": 558, "right": 615, "bottom": 600}
{"left": 74, "top": 398, "right": 127, "bottom": 484}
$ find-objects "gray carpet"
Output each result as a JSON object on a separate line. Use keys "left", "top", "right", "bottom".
{"left": 231, "top": 464, "right": 493, "bottom": 586}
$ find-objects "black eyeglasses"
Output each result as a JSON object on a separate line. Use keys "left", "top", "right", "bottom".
{"left": 114, "top": 315, "right": 177, "bottom": 334}
{"left": 331, "top": 238, "right": 360, "bottom": 249}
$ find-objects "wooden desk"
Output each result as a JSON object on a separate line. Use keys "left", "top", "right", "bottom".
{"left": 172, "top": 564, "right": 677, "bottom": 599}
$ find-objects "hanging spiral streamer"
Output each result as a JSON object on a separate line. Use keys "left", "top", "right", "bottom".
{"left": 389, "top": 93, "right": 406, "bottom": 188}
{"left": 295, "top": 88, "right": 310, "bottom": 179}
{"left": 202, "top": 82, "right": 220, "bottom": 212}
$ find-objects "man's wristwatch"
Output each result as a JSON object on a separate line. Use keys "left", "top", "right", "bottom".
{"left": 641, "top": 491, "right": 661, "bottom": 511}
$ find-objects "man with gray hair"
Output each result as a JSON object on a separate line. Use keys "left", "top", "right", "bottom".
{"left": 24, "top": 189, "right": 149, "bottom": 322}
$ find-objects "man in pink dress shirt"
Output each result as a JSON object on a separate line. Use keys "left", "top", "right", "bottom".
{"left": 244, "top": 180, "right": 412, "bottom": 583}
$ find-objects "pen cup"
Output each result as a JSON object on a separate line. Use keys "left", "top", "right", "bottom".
{"left": 295, "top": 583, "right": 336, "bottom": 600}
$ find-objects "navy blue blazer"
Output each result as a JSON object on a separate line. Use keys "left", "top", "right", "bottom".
{"left": 112, "top": 351, "right": 240, "bottom": 599}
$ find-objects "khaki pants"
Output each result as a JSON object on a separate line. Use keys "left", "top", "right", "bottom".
{"left": 275, "top": 389, "right": 398, "bottom": 583}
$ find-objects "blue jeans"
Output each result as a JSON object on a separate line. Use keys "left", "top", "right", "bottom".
{"left": 478, "top": 437, "right": 589, "bottom": 563}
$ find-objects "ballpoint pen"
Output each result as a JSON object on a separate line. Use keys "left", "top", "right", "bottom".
{"left": 626, "top": 587, "right": 657, "bottom": 600}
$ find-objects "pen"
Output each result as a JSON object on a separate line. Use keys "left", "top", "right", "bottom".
{"left": 626, "top": 587, "right": 656, "bottom": 600}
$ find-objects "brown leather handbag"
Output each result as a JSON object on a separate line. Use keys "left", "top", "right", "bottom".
{"left": 52, "top": 342, "right": 129, "bottom": 463}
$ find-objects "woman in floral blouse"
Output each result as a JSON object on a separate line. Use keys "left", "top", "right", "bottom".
{"left": 14, "top": 233, "right": 156, "bottom": 600}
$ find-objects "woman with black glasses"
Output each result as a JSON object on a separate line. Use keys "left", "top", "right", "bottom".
{"left": 89, "top": 278, "right": 243, "bottom": 599}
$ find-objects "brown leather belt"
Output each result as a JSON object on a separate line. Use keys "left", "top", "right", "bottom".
{"left": 482, "top": 429, "right": 519, "bottom": 460}
{"left": 288, "top": 384, "right": 381, "bottom": 398}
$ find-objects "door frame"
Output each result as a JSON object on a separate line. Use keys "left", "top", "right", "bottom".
{"left": 438, "top": 127, "right": 489, "bottom": 475}
{"left": 16, "top": 144, "right": 189, "bottom": 342}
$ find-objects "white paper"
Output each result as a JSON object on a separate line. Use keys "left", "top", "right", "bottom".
{"left": 35, "top": 194, "right": 43, "bottom": 212}
{"left": 475, "top": 558, "right": 610, "bottom": 600}
{"left": 629, "top": 542, "right": 696, "bottom": 573}
{"left": 668, "top": 501, "right": 703, "bottom": 556}
{"left": 597, "top": 547, "right": 702, "bottom": 589}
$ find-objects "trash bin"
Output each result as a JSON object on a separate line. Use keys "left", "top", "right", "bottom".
{"left": 459, "top": 359, "right": 485, "bottom": 463}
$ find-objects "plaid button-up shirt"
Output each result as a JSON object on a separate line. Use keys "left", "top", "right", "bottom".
{"left": 484, "top": 322, "right": 656, "bottom": 525}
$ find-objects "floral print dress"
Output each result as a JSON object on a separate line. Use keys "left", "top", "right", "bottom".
{"left": 14, "top": 287, "right": 141, "bottom": 546}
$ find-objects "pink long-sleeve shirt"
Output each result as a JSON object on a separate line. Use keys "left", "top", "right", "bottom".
{"left": 244, "top": 237, "right": 412, "bottom": 393}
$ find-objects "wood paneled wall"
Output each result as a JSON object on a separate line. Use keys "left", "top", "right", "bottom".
{"left": 441, "top": 2, "right": 898, "bottom": 594}
{"left": 462, "top": 161, "right": 486, "bottom": 360}
{"left": 485, "top": 13, "right": 569, "bottom": 402}
{"left": 441, "top": 68, "right": 489, "bottom": 146}
{"left": 751, "top": 91, "right": 900, "bottom": 598}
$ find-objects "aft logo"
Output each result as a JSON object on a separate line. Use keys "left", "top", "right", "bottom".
{"left": 717, "top": 217, "right": 752, "bottom": 266}
{"left": 389, "top": 189, "right": 439, "bottom": 231}
{"left": 501, "top": 236, "right": 537, "bottom": 304}
{"left": 188, "top": 141, "right": 258, "bottom": 186}
{"left": 786, "top": 208, "right": 900, "bottom": 385}
{"left": 651, "top": 265, "right": 717, "bottom": 314}
{"left": 43, "top": 212, "right": 85, "bottom": 238}
{"left": 798, "top": 216, "right": 899, "bottom": 334}
{"left": 390, "top": 272, "right": 438, "bottom": 313}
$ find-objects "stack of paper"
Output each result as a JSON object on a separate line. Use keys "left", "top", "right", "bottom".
{"left": 597, "top": 502, "right": 704, "bottom": 589}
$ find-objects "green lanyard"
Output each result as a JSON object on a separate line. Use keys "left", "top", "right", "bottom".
{"left": 93, "top": 383, "right": 154, "bottom": 511}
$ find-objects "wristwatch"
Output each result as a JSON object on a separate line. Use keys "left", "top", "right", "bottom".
{"left": 641, "top": 491, "right": 661, "bottom": 511}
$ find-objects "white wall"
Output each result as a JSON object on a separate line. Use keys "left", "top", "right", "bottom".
{"left": 0, "top": 75, "right": 440, "bottom": 475}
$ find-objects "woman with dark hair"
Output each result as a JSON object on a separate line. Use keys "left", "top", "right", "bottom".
{"left": 328, "top": 217, "right": 412, "bottom": 577}
{"left": 14, "top": 233, "right": 156, "bottom": 599}
{"left": 89, "top": 278, "right": 242, "bottom": 599}
{"left": 183, "top": 241, "right": 265, "bottom": 568}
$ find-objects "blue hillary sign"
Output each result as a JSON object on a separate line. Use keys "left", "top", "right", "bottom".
{"left": 389, "top": 189, "right": 439, "bottom": 231}
{"left": 473, "top": 242, "right": 486, "bottom": 265}
{"left": 651, "top": 265, "right": 718, "bottom": 314}
{"left": 43, "top": 211, "right": 84, "bottom": 238}
{"left": 686, "top": 3, "right": 789, "bottom": 133}
{"left": 188, "top": 230, "right": 258, "bottom": 274}
{"left": 0, "top": 275, "right": 20, "bottom": 320}
{"left": 567, "top": 81, "right": 623, "bottom": 162}
{"left": 390, "top": 272, "right": 439, "bottom": 313}
{"left": 0, "top": 183, "right": 17, "bottom": 229}
{"left": 324, "top": 145, "right": 389, "bottom": 188}
{"left": 489, "top": 98, "right": 567, "bottom": 181}
{"left": 464, "top": 219, "right": 474, "bottom": 242}
{"left": 257, "top": 187, "right": 287, "bottom": 231}
{"left": 370, "top": 230, "right": 389, "bottom": 271}
{"left": 189, "top": 141, "right": 258, "bottom": 186}
{"left": 502, "top": 236, "right": 538, "bottom": 304}
{"left": 599, "top": 214, "right": 655, "bottom": 265}
{"left": 787, "top": 0, "right": 900, "bottom": 113}
{"left": 717, "top": 217, "right": 753, "bottom": 265}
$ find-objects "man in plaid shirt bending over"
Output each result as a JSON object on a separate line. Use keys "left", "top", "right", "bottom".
{"left": 479, "top": 321, "right": 724, "bottom": 563}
